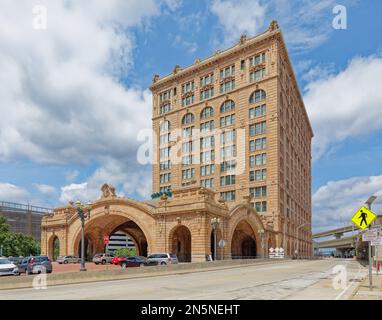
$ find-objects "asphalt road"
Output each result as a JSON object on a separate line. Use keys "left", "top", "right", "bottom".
{"left": 0, "top": 259, "right": 367, "bottom": 300}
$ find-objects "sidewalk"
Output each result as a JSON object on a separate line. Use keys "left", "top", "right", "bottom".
{"left": 351, "top": 271, "right": 382, "bottom": 300}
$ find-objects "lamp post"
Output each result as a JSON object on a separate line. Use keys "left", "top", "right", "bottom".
{"left": 210, "top": 217, "right": 220, "bottom": 261}
{"left": 365, "top": 195, "right": 377, "bottom": 291}
{"left": 70, "top": 200, "right": 92, "bottom": 272}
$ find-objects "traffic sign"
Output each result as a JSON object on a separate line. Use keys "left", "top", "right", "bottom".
{"left": 351, "top": 206, "right": 377, "bottom": 230}
{"left": 362, "top": 229, "right": 379, "bottom": 242}
{"left": 103, "top": 235, "right": 110, "bottom": 245}
{"left": 371, "top": 237, "right": 382, "bottom": 246}
{"left": 218, "top": 239, "right": 226, "bottom": 248}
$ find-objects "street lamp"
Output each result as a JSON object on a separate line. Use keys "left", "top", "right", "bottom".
{"left": 365, "top": 195, "right": 377, "bottom": 291}
{"left": 70, "top": 200, "right": 92, "bottom": 272}
{"left": 210, "top": 217, "right": 220, "bottom": 261}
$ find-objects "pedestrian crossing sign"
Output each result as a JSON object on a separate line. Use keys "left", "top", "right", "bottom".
{"left": 351, "top": 206, "right": 377, "bottom": 230}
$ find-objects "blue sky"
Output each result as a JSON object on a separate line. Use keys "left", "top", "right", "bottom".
{"left": 0, "top": 0, "right": 382, "bottom": 232}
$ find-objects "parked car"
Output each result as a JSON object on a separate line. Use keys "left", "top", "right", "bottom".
{"left": 18, "top": 256, "right": 53, "bottom": 275}
{"left": 118, "top": 256, "right": 157, "bottom": 268}
{"left": 92, "top": 253, "right": 114, "bottom": 265}
{"left": 111, "top": 256, "right": 127, "bottom": 265}
{"left": 147, "top": 253, "right": 178, "bottom": 266}
{"left": 57, "top": 255, "right": 80, "bottom": 264}
{"left": 0, "top": 257, "right": 20, "bottom": 276}
{"left": 8, "top": 256, "right": 24, "bottom": 266}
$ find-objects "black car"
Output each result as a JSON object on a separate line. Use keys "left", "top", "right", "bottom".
{"left": 118, "top": 256, "right": 157, "bottom": 268}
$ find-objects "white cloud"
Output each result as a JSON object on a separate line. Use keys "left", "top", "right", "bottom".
{"left": 313, "top": 175, "right": 382, "bottom": 233}
{"left": 304, "top": 55, "right": 382, "bottom": 159}
{"left": 65, "top": 170, "right": 79, "bottom": 182}
{"left": 34, "top": 184, "right": 57, "bottom": 195}
{"left": 0, "top": 0, "right": 177, "bottom": 200}
{"left": 210, "top": 0, "right": 354, "bottom": 51}
{"left": 0, "top": 183, "right": 30, "bottom": 203}
{"left": 210, "top": 0, "right": 267, "bottom": 46}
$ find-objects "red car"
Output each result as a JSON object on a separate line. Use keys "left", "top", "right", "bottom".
{"left": 111, "top": 256, "right": 127, "bottom": 265}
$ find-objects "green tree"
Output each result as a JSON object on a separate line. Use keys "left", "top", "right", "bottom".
{"left": 0, "top": 216, "right": 40, "bottom": 257}
{"left": 113, "top": 247, "right": 137, "bottom": 257}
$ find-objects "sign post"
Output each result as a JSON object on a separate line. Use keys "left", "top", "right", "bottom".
{"left": 103, "top": 235, "right": 110, "bottom": 253}
{"left": 352, "top": 204, "right": 378, "bottom": 290}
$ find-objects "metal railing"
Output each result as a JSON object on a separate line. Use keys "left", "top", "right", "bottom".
{"left": 0, "top": 201, "right": 53, "bottom": 215}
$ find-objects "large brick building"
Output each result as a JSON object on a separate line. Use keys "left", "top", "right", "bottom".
{"left": 41, "top": 21, "right": 313, "bottom": 262}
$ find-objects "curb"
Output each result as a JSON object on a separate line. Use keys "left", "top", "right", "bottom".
{"left": 0, "top": 259, "right": 294, "bottom": 291}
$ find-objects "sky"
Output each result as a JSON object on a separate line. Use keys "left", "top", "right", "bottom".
{"left": 0, "top": 0, "right": 382, "bottom": 232}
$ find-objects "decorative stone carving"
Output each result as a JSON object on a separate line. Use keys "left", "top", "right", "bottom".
{"left": 269, "top": 20, "right": 279, "bottom": 32}
{"left": 152, "top": 74, "right": 160, "bottom": 83}
{"left": 173, "top": 65, "right": 181, "bottom": 74}
{"left": 239, "top": 34, "right": 247, "bottom": 44}
{"left": 101, "top": 184, "right": 116, "bottom": 199}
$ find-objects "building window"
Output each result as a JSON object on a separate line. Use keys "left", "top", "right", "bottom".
{"left": 182, "top": 141, "right": 193, "bottom": 153}
{"left": 201, "top": 107, "right": 214, "bottom": 120}
{"left": 160, "top": 186, "right": 171, "bottom": 193}
{"left": 220, "top": 175, "right": 236, "bottom": 186}
{"left": 201, "top": 164, "right": 215, "bottom": 176}
{"left": 249, "top": 138, "right": 266, "bottom": 152}
{"left": 200, "top": 150, "right": 215, "bottom": 164}
{"left": 160, "top": 160, "right": 171, "bottom": 171}
{"left": 182, "top": 168, "right": 195, "bottom": 180}
{"left": 200, "top": 136, "right": 215, "bottom": 149}
{"left": 182, "top": 113, "right": 195, "bottom": 126}
{"left": 160, "top": 147, "right": 171, "bottom": 159}
{"left": 249, "top": 89, "right": 266, "bottom": 104}
{"left": 220, "top": 100, "right": 235, "bottom": 113}
{"left": 200, "top": 120, "right": 214, "bottom": 133}
{"left": 182, "top": 94, "right": 195, "bottom": 107}
{"left": 220, "top": 145, "right": 236, "bottom": 160}
{"left": 249, "top": 169, "right": 267, "bottom": 181}
{"left": 220, "top": 160, "right": 236, "bottom": 173}
{"left": 200, "top": 88, "right": 214, "bottom": 100}
{"left": 220, "top": 130, "right": 236, "bottom": 144}
{"left": 249, "top": 153, "right": 266, "bottom": 168}
{"left": 220, "top": 80, "right": 235, "bottom": 94}
{"left": 160, "top": 133, "right": 170, "bottom": 145}
{"left": 200, "top": 74, "right": 214, "bottom": 86}
{"left": 249, "top": 104, "right": 266, "bottom": 118}
{"left": 250, "top": 186, "right": 267, "bottom": 198}
{"left": 160, "top": 120, "right": 170, "bottom": 133}
{"left": 250, "top": 68, "right": 266, "bottom": 82}
{"left": 220, "top": 114, "right": 235, "bottom": 127}
{"left": 160, "top": 173, "right": 171, "bottom": 184}
{"left": 201, "top": 178, "right": 214, "bottom": 189}
{"left": 182, "top": 155, "right": 194, "bottom": 166}
{"left": 182, "top": 126, "right": 195, "bottom": 137}
{"left": 182, "top": 81, "right": 195, "bottom": 94}
{"left": 255, "top": 201, "right": 267, "bottom": 213}
{"left": 220, "top": 65, "right": 235, "bottom": 79}
{"left": 159, "top": 90, "right": 171, "bottom": 102}
{"left": 249, "top": 53, "right": 266, "bottom": 67}
{"left": 241, "top": 60, "right": 245, "bottom": 70}
{"left": 249, "top": 121, "right": 266, "bottom": 136}
{"left": 220, "top": 190, "right": 236, "bottom": 202}
{"left": 160, "top": 103, "right": 171, "bottom": 114}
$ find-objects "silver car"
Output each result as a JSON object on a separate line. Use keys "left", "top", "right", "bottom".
{"left": 92, "top": 253, "right": 114, "bottom": 265}
{"left": 57, "top": 255, "right": 80, "bottom": 264}
{"left": 0, "top": 257, "right": 20, "bottom": 276}
{"left": 147, "top": 253, "right": 178, "bottom": 266}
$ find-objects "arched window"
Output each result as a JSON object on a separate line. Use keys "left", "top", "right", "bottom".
{"left": 201, "top": 107, "right": 214, "bottom": 120}
{"left": 182, "top": 113, "right": 195, "bottom": 126}
{"left": 220, "top": 100, "right": 235, "bottom": 113}
{"left": 160, "top": 120, "right": 170, "bottom": 133}
{"left": 249, "top": 89, "right": 266, "bottom": 104}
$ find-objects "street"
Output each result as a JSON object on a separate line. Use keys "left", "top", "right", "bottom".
{"left": 0, "top": 259, "right": 367, "bottom": 300}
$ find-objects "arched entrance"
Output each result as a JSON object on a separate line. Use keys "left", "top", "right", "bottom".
{"left": 48, "top": 235, "right": 60, "bottom": 261}
{"left": 170, "top": 225, "right": 191, "bottom": 262}
{"left": 72, "top": 212, "right": 152, "bottom": 260}
{"left": 231, "top": 220, "right": 257, "bottom": 259}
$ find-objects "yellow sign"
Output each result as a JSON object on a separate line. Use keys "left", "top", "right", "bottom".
{"left": 351, "top": 206, "right": 377, "bottom": 230}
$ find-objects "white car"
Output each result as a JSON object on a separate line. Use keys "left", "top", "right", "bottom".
{"left": 0, "top": 257, "right": 20, "bottom": 276}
